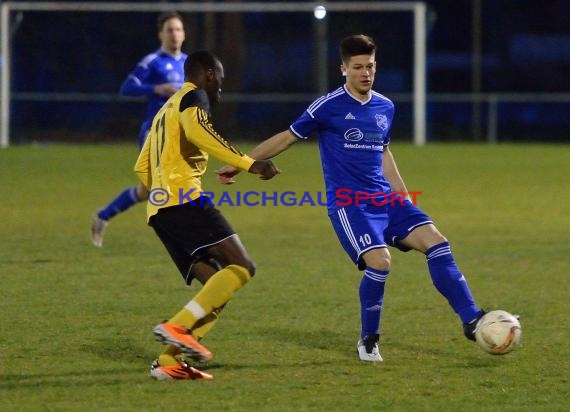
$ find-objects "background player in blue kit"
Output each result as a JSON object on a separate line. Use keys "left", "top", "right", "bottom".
{"left": 217, "top": 34, "right": 485, "bottom": 362}
{"left": 91, "top": 11, "right": 187, "bottom": 247}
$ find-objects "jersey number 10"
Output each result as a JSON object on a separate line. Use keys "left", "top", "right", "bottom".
{"left": 359, "top": 234, "right": 372, "bottom": 247}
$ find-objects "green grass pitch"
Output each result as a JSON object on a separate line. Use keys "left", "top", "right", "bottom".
{"left": 1, "top": 142, "right": 568, "bottom": 411}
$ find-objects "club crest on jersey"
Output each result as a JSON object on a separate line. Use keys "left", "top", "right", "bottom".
{"left": 375, "top": 114, "right": 388, "bottom": 131}
{"left": 344, "top": 128, "right": 364, "bottom": 142}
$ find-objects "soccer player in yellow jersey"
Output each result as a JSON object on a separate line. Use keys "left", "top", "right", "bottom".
{"left": 135, "top": 50, "right": 279, "bottom": 380}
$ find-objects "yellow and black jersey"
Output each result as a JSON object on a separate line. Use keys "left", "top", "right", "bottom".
{"left": 135, "top": 82, "right": 255, "bottom": 220}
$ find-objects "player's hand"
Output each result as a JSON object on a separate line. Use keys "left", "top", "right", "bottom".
{"left": 154, "top": 83, "right": 179, "bottom": 97}
{"left": 249, "top": 160, "right": 281, "bottom": 180}
{"left": 215, "top": 165, "right": 240, "bottom": 185}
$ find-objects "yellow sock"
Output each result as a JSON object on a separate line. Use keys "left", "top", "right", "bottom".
{"left": 191, "top": 305, "right": 225, "bottom": 340}
{"left": 158, "top": 345, "right": 182, "bottom": 366}
{"left": 169, "top": 265, "right": 251, "bottom": 329}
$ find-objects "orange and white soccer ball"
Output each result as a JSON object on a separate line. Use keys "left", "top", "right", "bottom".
{"left": 475, "top": 310, "right": 521, "bottom": 355}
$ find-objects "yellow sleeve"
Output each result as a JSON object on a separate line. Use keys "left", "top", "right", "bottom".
{"left": 134, "top": 134, "right": 152, "bottom": 189}
{"left": 180, "top": 106, "right": 255, "bottom": 171}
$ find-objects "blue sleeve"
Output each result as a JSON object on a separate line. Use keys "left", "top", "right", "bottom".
{"left": 119, "top": 57, "right": 156, "bottom": 97}
{"left": 120, "top": 75, "right": 155, "bottom": 96}
{"left": 289, "top": 109, "right": 320, "bottom": 140}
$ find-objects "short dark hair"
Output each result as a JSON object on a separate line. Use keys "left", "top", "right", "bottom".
{"left": 157, "top": 11, "right": 183, "bottom": 32}
{"left": 184, "top": 50, "right": 221, "bottom": 79}
{"left": 339, "top": 34, "right": 376, "bottom": 63}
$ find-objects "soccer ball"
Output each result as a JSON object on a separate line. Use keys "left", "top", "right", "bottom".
{"left": 475, "top": 310, "right": 521, "bottom": 355}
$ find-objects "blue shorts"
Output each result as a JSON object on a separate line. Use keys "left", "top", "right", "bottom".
{"left": 329, "top": 200, "right": 432, "bottom": 270}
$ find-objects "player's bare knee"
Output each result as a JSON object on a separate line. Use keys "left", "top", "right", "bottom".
{"left": 424, "top": 233, "right": 448, "bottom": 252}
{"left": 233, "top": 259, "right": 256, "bottom": 277}
{"left": 362, "top": 248, "right": 391, "bottom": 271}
{"left": 426, "top": 225, "right": 447, "bottom": 244}
{"left": 409, "top": 225, "right": 449, "bottom": 252}
{"left": 247, "top": 260, "right": 256, "bottom": 277}
{"left": 369, "top": 257, "right": 391, "bottom": 271}
{"left": 433, "top": 232, "right": 447, "bottom": 244}
{"left": 363, "top": 256, "right": 391, "bottom": 271}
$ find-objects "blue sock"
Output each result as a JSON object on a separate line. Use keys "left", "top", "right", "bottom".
{"left": 425, "top": 242, "right": 481, "bottom": 324}
{"left": 98, "top": 186, "right": 139, "bottom": 221}
{"left": 359, "top": 267, "right": 389, "bottom": 338}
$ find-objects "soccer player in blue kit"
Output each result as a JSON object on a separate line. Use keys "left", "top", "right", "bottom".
{"left": 217, "top": 34, "right": 485, "bottom": 361}
{"left": 91, "top": 11, "right": 187, "bottom": 247}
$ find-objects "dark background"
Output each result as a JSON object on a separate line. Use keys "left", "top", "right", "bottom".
{"left": 6, "top": 0, "right": 570, "bottom": 143}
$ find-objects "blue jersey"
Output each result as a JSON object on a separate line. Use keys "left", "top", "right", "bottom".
{"left": 290, "top": 85, "right": 395, "bottom": 213}
{"left": 120, "top": 49, "right": 187, "bottom": 146}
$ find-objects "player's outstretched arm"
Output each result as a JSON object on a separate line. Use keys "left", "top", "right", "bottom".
{"left": 248, "top": 130, "right": 298, "bottom": 160}
{"left": 119, "top": 57, "right": 156, "bottom": 97}
{"left": 216, "top": 130, "right": 297, "bottom": 184}
{"left": 120, "top": 72, "right": 155, "bottom": 97}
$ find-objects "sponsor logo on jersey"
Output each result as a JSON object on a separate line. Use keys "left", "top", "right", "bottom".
{"left": 345, "top": 112, "right": 356, "bottom": 120}
{"left": 344, "top": 128, "right": 364, "bottom": 142}
{"left": 343, "top": 129, "right": 384, "bottom": 151}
